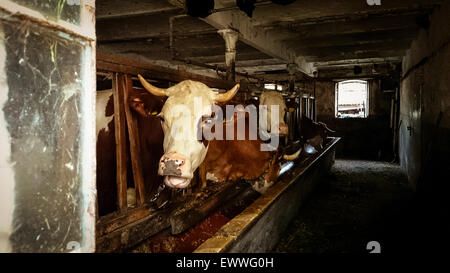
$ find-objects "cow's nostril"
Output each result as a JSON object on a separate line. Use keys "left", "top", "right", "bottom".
{"left": 175, "top": 159, "right": 184, "bottom": 166}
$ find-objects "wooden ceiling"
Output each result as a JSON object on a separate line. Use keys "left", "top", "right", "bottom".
{"left": 96, "top": 0, "right": 443, "bottom": 81}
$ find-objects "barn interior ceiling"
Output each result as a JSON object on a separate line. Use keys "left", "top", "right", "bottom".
{"left": 96, "top": 0, "right": 443, "bottom": 83}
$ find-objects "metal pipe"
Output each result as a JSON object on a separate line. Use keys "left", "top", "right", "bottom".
{"left": 169, "top": 15, "right": 263, "bottom": 82}
{"left": 218, "top": 29, "right": 238, "bottom": 82}
{"left": 172, "top": 56, "right": 264, "bottom": 81}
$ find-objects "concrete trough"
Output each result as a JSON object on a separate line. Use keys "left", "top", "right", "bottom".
{"left": 194, "top": 137, "right": 341, "bottom": 253}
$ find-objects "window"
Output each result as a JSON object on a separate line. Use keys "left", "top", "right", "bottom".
{"left": 264, "top": 83, "right": 283, "bottom": 91}
{"left": 335, "top": 80, "right": 369, "bottom": 118}
{"left": 1, "top": 0, "right": 96, "bottom": 252}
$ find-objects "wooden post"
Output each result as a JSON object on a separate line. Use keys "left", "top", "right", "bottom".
{"left": 123, "top": 74, "right": 147, "bottom": 206}
{"left": 113, "top": 73, "right": 128, "bottom": 212}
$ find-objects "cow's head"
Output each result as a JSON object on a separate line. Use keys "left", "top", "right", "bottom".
{"left": 138, "top": 75, "right": 239, "bottom": 188}
{"left": 259, "top": 91, "right": 288, "bottom": 136}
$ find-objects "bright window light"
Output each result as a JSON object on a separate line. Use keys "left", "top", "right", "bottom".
{"left": 335, "top": 80, "right": 369, "bottom": 118}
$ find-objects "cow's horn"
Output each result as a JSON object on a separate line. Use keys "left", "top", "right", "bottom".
{"left": 138, "top": 74, "right": 167, "bottom": 97}
{"left": 283, "top": 147, "right": 302, "bottom": 161}
{"left": 318, "top": 122, "right": 336, "bottom": 133}
{"left": 215, "top": 83, "right": 240, "bottom": 102}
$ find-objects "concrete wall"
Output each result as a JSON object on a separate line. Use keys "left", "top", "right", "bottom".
{"left": 399, "top": 2, "right": 450, "bottom": 202}
{"left": 308, "top": 79, "right": 394, "bottom": 160}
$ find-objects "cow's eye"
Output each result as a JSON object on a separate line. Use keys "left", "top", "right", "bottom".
{"left": 157, "top": 114, "right": 165, "bottom": 122}
{"left": 202, "top": 114, "right": 215, "bottom": 125}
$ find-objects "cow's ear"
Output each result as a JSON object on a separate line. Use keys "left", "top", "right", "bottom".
{"left": 129, "top": 97, "right": 150, "bottom": 117}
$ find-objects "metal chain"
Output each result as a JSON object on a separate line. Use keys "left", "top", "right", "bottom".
{"left": 150, "top": 183, "right": 166, "bottom": 203}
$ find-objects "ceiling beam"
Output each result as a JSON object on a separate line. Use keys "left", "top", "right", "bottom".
{"left": 256, "top": 5, "right": 436, "bottom": 28}
{"left": 295, "top": 39, "right": 412, "bottom": 57}
{"left": 304, "top": 49, "right": 406, "bottom": 62}
{"left": 188, "top": 52, "right": 273, "bottom": 64}
{"left": 318, "top": 63, "right": 401, "bottom": 79}
{"left": 313, "top": 57, "right": 402, "bottom": 68}
{"left": 168, "top": 0, "right": 315, "bottom": 76}
{"left": 264, "top": 14, "right": 425, "bottom": 40}
{"left": 96, "top": 0, "right": 181, "bottom": 20}
{"left": 249, "top": 0, "right": 442, "bottom": 26}
{"left": 285, "top": 28, "right": 418, "bottom": 49}
{"left": 97, "top": 12, "right": 215, "bottom": 41}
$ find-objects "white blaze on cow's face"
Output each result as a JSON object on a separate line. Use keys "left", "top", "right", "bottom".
{"left": 138, "top": 75, "right": 239, "bottom": 189}
{"left": 260, "top": 91, "right": 288, "bottom": 136}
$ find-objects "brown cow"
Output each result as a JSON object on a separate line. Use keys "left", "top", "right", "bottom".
{"left": 198, "top": 110, "right": 299, "bottom": 193}
{"left": 96, "top": 88, "right": 164, "bottom": 216}
{"left": 300, "top": 116, "right": 335, "bottom": 151}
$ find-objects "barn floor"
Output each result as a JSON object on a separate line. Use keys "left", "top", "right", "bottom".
{"left": 273, "top": 159, "right": 447, "bottom": 253}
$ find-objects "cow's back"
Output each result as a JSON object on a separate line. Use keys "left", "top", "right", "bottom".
{"left": 201, "top": 112, "right": 273, "bottom": 182}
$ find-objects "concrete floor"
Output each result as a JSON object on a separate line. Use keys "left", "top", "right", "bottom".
{"left": 273, "top": 159, "right": 447, "bottom": 253}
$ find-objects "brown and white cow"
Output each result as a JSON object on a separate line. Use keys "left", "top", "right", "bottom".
{"left": 198, "top": 110, "right": 299, "bottom": 193}
{"left": 137, "top": 75, "right": 301, "bottom": 193}
{"left": 138, "top": 75, "right": 239, "bottom": 189}
{"left": 96, "top": 88, "right": 164, "bottom": 216}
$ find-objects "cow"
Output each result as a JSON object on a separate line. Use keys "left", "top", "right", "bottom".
{"left": 137, "top": 75, "right": 301, "bottom": 193}
{"left": 96, "top": 88, "right": 165, "bottom": 216}
{"left": 259, "top": 91, "right": 289, "bottom": 136}
{"left": 299, "top": 116, "right": 335, "bottom": 152}
{"left": 198, "top": 109, "right": 301, "bottom": 193}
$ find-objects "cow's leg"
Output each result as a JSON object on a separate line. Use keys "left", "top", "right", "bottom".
{"left": 199, "top": 162, "right": 207, "bottom": 188}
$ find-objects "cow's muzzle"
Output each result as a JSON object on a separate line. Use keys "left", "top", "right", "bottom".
{"left": 159, "top": 153, "right": 192, "bottom": 188}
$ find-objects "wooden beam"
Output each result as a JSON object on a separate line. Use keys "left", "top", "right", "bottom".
{"left": 268, "top": 15, "right": 424, "bottom": 42}
{"left": 295, "top": 39, "right": 413, "bottom": 57}
{"left": 318, "top": 63, "right": 401, "bottom": 79}
{"left": 96, "top": 207, "right": 171, "bottom": 253}
{"left": 249, "top": 0, "right": 441, "bottom": 26}
{"left": 286, "top": 28, "right": 418, "bottom": 49}
{"left": 96, "top": 0, "right": 180, "bottom": 20}
{"left": 97, "top": 52, "right": 235, "bottom": 89}
{"left": 257, "top": 5, "right": 435, "bottom": 28}
{"left": 304, "top": 49, "right": 406, "bottom": 62}
{"left": 169, "top": 181, "right": 253, "bottom": 235}
{"left": 97, "top": 207, "right": 152, "bottom": 237}
{"left": 188, "top": 51, "right": 272, "bottom": 64}
{"left": 112, "top": 73, "right": 128, "bottom": 212}
{"left": 97, "top": 12, "right": 215, "bottom": 42}
{"left": 123, "top": 75, "right": 146, "bottom": 206}
{"left": 314, "top": 57, "right": 402, "bottom": 68}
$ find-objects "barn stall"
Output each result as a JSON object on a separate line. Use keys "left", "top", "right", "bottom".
{"left": 0, "top": 0, "right": 449, "bottom": 253}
